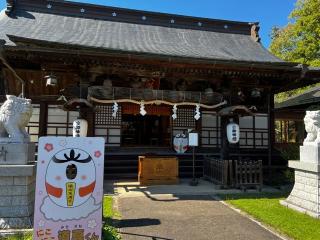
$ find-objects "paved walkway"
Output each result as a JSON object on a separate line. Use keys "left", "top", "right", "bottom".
{"left": 107, "top": 180, "right": 283, "bottom": 240}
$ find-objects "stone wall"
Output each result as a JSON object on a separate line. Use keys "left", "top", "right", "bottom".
{"left": 0, "top": 165, "right": 36, "bottom": 229}
{"left": 286, "top": 170, "right": 319, "bottom": 216}
{"left": 281, "top": 160, "right": 320, "bottom": 218}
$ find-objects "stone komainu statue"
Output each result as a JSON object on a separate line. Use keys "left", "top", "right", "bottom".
{"left": 0, "top": 95, "right": 33, "bottom": 143}
{"left": 304, "top": 110, "right": 320, "bottom": 143}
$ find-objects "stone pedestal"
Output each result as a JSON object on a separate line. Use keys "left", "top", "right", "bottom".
{"left": 0, "top": 164, "right": 36, "bottom": 229}
{"left": 0, "top": 143, "right": 35, "bottom": 165}
{"left": 281, "top": 143, "right": 320, "bottom": 218}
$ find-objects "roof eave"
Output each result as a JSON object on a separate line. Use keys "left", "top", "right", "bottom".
{"left": 2, "top": 35, "right": 299, "bottom": 71}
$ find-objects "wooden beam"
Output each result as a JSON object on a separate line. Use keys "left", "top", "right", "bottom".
{"left": 39, "top": 101, "right": 48, "bottom": 137}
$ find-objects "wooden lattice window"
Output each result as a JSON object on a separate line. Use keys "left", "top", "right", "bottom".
{"left": 95, "top": 105, "right": 121, "bottom": 125}
{"left": 47, "top": 105, "right": 79, "bottom": 137}
{"left": 172, "top": 108, "right": 195, "bottom": 128}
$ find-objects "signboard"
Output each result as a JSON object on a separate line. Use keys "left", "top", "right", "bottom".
{"left": 188, "top": 133, "right": 199, "bottom": 147}
{"left": 33, "top": 137, "right": 105, "bottom": 240}
{"left": 173, "top": 133, "right": 188, "bottom": 154}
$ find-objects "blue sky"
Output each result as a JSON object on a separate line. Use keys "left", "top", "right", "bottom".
{"left": 0, "top": 0, "right": 295, "bottom": 47}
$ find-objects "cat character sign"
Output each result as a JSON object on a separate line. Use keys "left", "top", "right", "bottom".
{"left": 33, "top": 137, "right": 105, "bottom": 240}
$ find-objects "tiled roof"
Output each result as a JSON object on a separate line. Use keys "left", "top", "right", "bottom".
{"left": 0, "top": 0, "right": 283, "bottom": 63}
{"left": 275, "top": 85, "right": 320, "bottom": 109}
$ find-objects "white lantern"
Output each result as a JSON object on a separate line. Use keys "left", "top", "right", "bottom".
{"left": 227, "top": 121, "right": 240, "bottom": 144}
{"left": 45, "top": 74, "right": 58, "bottom": 86}
{"left": 73, "top": 119, "right": 88, "bottom": 137}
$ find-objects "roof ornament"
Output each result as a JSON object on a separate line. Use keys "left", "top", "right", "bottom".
{"left": 251, "top": 23, "right": 261, "bottom": 42}
{"left": 5, "top": 0, "right": 15, "bottom": 16}
{"left": 298, "top": 63, "right": 308, "bottom": 79}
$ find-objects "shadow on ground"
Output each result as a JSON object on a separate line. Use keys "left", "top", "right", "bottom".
{"left": 104, "top": 179, "right": 286, "bottom": 203}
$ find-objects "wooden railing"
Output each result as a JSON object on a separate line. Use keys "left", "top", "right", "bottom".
{"left": 235, "top": 160, "right": 263, "bottom": 191}
{"left": 203, "top": 158, "right": 263, "bottom": 190}
{"left": 203, "top": 158, "right": 232, "bottom": 188}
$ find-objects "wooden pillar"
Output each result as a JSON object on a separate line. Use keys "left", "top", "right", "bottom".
{"left": 0, "top": 67, "right": 6, "bottom": 96}
{"left": 81, "top": 111, "right": 95, "bottom": 137}
{"left": 220, "top": 116, "right": 229, "bottom": 160}
{"left": 195, "top": 116, "right": 202, "bottom": 147}
{"left": 39, "top": 101, "right": 48, "bottom": 137}
{"left": 267, "top": 92, "right": 275, "bottom": 171}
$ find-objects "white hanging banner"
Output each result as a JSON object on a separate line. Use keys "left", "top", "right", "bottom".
{"left": 33, "top": 137, "right": 105, "bottom": 240}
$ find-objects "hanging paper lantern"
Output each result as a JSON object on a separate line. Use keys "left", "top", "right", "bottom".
{"left": 112, "top": 101, "right": 118, "bottom": 118}
{"left": 194, "top": 104, "right": 201, "bottom": 120}
{"left": 72, "top": 119, "right": 88, "bottom": 137}
{"left": 227, "top": 121, "right": 240, "bottom": 144}
{"left": 172, "top": 104, "right": 177, "bottom": 120}
{"left": 140, "top": 101, "right": 147, "bottom": 116}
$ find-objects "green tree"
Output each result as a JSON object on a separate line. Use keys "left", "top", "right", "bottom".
{"left": 270, "top": 0, "right": 320, "bottom": 102}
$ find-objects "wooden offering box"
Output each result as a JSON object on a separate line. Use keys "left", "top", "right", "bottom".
{"left": 138, "top": 156, "right": 179, "bottom": 185}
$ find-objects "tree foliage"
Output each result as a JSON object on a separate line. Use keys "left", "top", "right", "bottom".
{"left": 270, "top": 0, "right": 320, "bottom": 102}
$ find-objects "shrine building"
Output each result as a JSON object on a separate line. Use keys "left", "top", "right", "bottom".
{"left": 0, "top": 0, "right": 320, "bottom": 179}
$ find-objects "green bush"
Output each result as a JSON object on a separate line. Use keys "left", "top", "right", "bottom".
{"left": 278, "top": 144, "right": 300, "bottom": 161}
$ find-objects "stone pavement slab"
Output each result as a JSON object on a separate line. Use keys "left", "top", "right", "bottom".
{"left": 104, "top": 179, "right": 281, "bottom": 197}
{"left": 116, "top": 194, "right": 282, "bottom": 240}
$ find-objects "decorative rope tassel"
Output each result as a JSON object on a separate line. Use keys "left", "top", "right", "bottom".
{"left": 112, "top": 101, "right": 118, "bottom": 118}
{"left": 194, "top": 104, "right": 201, "bottom": 120}
{"left": 140, "top": 101, "right": 147, "bottom": 116}
{"left": 172, "top": 104, "right": 177, "bottom": 120}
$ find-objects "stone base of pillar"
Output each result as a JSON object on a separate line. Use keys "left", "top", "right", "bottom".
{"left": 0, "top": 164, "right": 36, "bottom": 229}
{"left": 0, "top": 143, "right": 35, "bottom": 165}
{"left": 281, "top": 160, "right": 320, "bottom": 218}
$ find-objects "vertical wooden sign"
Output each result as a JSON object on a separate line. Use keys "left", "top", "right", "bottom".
{"left": 33, "top": 137, "right": 105, "bottom": 240}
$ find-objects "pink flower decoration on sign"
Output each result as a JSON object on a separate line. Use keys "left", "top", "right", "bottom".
{"left": 44, "top": 143, "right": 53, "bottom": 152}
{"left": 94, "top": 151, "right": 102, "bottom": 158}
